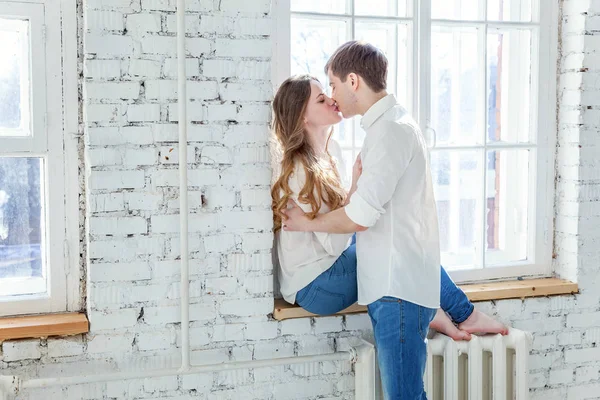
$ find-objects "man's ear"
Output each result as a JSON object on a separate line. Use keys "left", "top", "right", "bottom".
{"left": 348, "top": 72, "right": 359, "bottom": 91}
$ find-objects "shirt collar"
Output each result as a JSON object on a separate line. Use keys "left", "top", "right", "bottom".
{"left": 360, "top": 94, "right": 397, "bottom": 130}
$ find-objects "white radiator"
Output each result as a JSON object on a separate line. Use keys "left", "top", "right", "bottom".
{"left": 424, "top": 329, "right": 532, "bottom": 400}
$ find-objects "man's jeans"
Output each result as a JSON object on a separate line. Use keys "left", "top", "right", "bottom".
{"left": 368, "top": 297, "right": 436, "bottom": 399}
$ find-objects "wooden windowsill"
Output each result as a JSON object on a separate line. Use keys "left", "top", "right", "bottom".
{"left": 0, "top": 313, "right": 89, "bottom": 342}
{"left": 273, "top": 278, "right": 578, "bottom": 321}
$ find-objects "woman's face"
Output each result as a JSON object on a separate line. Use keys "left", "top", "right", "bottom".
{"left": 303, "top": 80, "right": 343, "bottom": 128}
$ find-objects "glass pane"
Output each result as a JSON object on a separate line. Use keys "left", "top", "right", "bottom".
{"left": 291, "top": 0, "right": 347, "bottom": 14}
{"left": 291, "top": 17, "right": 352, "bottom": 153}
{"left": 488, "top": 0, "right": 532, "bottom": 22}
{"left": 432, "top": 150, "right": 483, "bottom": 270}
{"left": 355, "top": 0, "right": 409, "bottom": 17}
{"left": 0, "top": 18, "right": 30, "bottom": 136}
{"left": 0, "top": 158, "right": 46, "bottom": 296}
{"left": 291, "top": 17, "right": 348, "bottom": 86}
{"left": 355, "top": 22, "right": 410, "bottom": 116}
{"left": 432, "top": 0, "right": 483, "bottom": 20}
{"left": 485, "top": 150, "right": 529, "bottom": 265}
{"left": 431, "top": 27, "right": 482, "bottom": 146}
{"left": 333, "top": 117, "right": 353, "bottom": 149}
{"left": 487, "top": 29, "right": 532, "bottom": 143}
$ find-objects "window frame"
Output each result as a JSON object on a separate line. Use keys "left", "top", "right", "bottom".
{"left": 0, "top": 0, "right": 79, "bottom": 316}
{"left": 272, "top": 0, "right": 558, "bottom": 283}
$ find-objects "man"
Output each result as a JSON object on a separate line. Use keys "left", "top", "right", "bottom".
{"left": 282, "top": 41, "right": 440, "bottom": 399}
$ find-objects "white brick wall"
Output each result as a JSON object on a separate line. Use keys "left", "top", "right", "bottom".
{"left": 3, "top": 1, "right": 600, "bottom": 399}
{"left": 4, "top": 1, "right": 353, "bottom": 398}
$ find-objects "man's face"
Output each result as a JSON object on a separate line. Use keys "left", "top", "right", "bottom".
{"left": 327, "top": 69, "right": 357, "bottom": 119}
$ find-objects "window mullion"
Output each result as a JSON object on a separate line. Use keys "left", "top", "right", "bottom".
{"left": 476, "top": 0, "right": 489, "bottom": 269}
{"left": 415, "top": 0, "right": 431, "bottom": 133}
{"left": 349, "top": 0, "right": 355, "bottom": 162}
{"left": 476, "top": 2, "right": 488, "bottom": 269}
{"left": 350, "top": 0, "right": 355, "bottom": 37}
{"left": 392, "top": 0, "right": 399, "bottom": 117}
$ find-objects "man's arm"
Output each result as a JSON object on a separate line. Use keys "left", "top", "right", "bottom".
{"left": 281, "top": 163, "right": 353, "bottom": 253}
{"left": 282, "top": 153, "right": 363, "bottom": 234}
{"left": 283, "top": 122, "right": 417, "bottom": 234}
{"left": 312, "top": 207, "right": 368, "bottom": 233}
{"left": 344, "top": 122, "right": 416, "bottom": 227}
{"left": 282, "top": 201, "right": 366, "bottom": 233}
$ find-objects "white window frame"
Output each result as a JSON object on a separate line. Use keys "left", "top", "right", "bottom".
{"left": 272, "top": 0, "right": 558, "bottom": 283}
{"left": 0, "top": 0, "right": 79, "bottom": 316}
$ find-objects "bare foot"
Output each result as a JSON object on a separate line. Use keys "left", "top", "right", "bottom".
{"left": 458, "top": 309, "right": 509, "bottom": 336}
{"left": 430, "top": 309, "right": 472, "bottom": 341}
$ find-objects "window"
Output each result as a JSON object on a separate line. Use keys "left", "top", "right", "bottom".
{"left": 273, "top": 0, "right": 557, "bottom": 282}
{"left": 0, "top": 0, "right": 79, "bottom": 316}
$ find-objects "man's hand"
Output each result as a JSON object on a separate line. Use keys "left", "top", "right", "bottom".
{"left": 351, "top": 153, "right": 362, "bottom": 190}
{"left": 345, "top": 153, "right": 362, "bottom": 205}
{"left": 281, "top": 200, "right": 312, "bottom": 231}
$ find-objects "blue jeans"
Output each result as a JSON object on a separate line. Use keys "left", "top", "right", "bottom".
{"left": 368, "top": 297, "right": 436, "bottom": 399}
{"left": 296, "top": 236, "right": 474, "bottom": 399}
{"left": 296, "top": 235, "right": 473, "bottom": 323}
{"left": 296, "top": 237, "right": 358, "bottom": 315}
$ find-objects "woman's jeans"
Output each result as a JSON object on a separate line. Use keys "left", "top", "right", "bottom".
{"left": 295, "top": 235, "right": 475, "bottom": 399}
{"left": 296, "top": 236, "right": 474, "bottom": 323}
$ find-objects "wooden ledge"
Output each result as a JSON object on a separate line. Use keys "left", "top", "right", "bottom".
{"left": 460, "top": 278, "right": 578, "bottom": 302}
{"left": 274, "top": 301, "right": 367, "bottom": 321}
{"left": 273, "top": 278, "right": 578, "bottom": 321}
{"left": 0, "top": 313, "right": 89, "bottom": 342}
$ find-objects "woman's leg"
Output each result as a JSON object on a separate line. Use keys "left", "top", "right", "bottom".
{"left": 436, "top": 266, "right": 508, "bottom": 337}
{"left": 458, "top": 309, "right": 509, "bottom": 335}
{"left": 440, "top": 266, "right": 474, "bottom": 323}
{"left": 296, "top": 243, "right": 357, "bottom": 315}
{"left": 430, "top": 309, "right": 472, "bottom": 341}
{"left": 297, "top": 252, "right": 507, "bottom": 335}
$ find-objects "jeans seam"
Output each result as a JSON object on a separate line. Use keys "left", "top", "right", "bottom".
{"left": 378, "top": 297, "right": 402, "bottom": 303}
{"left": 418, "top": 307, "right": 426, "bottom": 341}
{"left": 296, "top": 283, "right": 311, "bottom": 304}
{"left": 400, "top": 300, "right": 405, "bottom": 343}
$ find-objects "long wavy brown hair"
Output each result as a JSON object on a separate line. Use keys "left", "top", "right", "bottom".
{"left": 271, "top": 75, "right": 346, "bottom": 232}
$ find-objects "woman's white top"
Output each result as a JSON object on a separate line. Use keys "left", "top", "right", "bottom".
{"left": 273, "top": 140, "right": 353, "bottom": 304}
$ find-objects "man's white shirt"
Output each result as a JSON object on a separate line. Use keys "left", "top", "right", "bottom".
{"left": 344, "top": 94, "right": 441, "bottom": 308}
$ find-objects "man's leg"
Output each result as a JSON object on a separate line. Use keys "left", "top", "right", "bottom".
{"left": 368, "top": 297, "right": 436, "bottom": 400}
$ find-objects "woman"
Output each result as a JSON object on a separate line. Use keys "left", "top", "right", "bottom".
{"left": 271, "top": 75, "right": 507, "bottom": 340}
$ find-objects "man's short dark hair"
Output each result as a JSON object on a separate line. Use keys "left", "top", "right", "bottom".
{"left": 324, "top": 40, "right": 388, "bottom": 92}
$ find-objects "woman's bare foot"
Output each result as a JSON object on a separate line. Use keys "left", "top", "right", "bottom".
{"left": 429, "top": 309, "right": 472, "bottom": 341}
{"left": 457, "top": 309, "right": 509, "bottom": 335}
